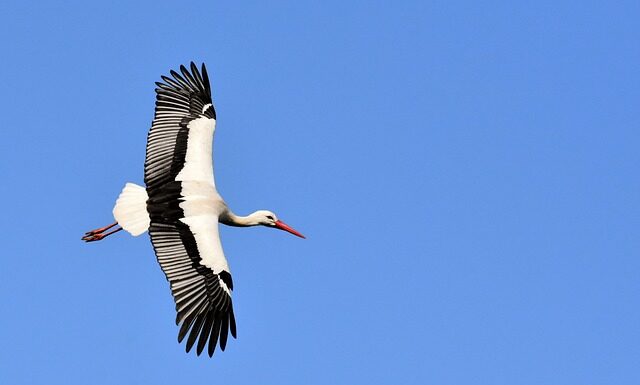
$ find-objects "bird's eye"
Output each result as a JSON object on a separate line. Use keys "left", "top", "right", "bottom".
{"left": 266, "top": 215, "right": 274, "bottom": 220}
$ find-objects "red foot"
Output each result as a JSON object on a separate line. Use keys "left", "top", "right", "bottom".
{"left": 82, "top": 233, "right": 107, "bottom": 242}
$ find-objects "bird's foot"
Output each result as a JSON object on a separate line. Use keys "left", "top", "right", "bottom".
{"left": 82, "top": 233, "right": 106, "bottom": 242}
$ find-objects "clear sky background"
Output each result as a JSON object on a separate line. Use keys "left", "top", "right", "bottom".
{"left": 0, "top": 1, "right": 638, "bottom": 384}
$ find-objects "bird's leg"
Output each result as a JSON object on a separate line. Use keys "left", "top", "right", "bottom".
{"left": 84, "top": 222, "right": 118, "bottom": 236}
{"left": 82, "top": 222, "right": 122, "bottom": 242}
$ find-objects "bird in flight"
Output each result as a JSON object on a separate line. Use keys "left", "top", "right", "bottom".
{"left": 82, "top": 62, "right": 305, "bottom": 357}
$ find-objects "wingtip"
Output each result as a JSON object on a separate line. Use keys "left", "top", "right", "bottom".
{"left": 201, "top": 63, "right": 210, "bottom": 84}
{"left": 230, "top": 309, "right": 237, "bottom": 339}
{"left": 169, "top": 69, "right": 183, "bottom": 82}
{"left": 190, "top": 62, "right": 199, "bottom": 78}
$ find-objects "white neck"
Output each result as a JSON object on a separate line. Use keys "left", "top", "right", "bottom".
{"left": 219, "top": 210, "right": 261, "bottom": 227}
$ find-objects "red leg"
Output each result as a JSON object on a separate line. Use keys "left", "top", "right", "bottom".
{"left": 82, "top": 224, "right": 122, "bottom": 242}
{"left": 84, "top": 222, "right": 118, "bottom": 236}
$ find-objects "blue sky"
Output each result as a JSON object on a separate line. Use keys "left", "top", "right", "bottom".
{"left": 1, "top": 1, "right": 638, "bottom": 384}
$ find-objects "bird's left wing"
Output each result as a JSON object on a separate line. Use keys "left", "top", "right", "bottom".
{"left": 149, "top": 216, "right": 236, "bottom": 357}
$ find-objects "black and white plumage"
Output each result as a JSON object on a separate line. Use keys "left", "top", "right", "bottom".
{"left": 83, "top": 62, "right": 305, "bottom": 357}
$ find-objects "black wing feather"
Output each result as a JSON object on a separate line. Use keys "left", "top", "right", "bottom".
{"left": 197, "top": 311, "right": 215, "bottom": 356}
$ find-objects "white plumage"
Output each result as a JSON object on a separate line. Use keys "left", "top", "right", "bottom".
{"left": 112, "top": 183, "right": 149, "bottom": 236}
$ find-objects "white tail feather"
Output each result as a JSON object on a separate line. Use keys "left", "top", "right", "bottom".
{"left": 113, "top": 183, "right": 150, "bottom": 236}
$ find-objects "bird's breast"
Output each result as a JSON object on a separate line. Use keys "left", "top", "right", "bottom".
{"left": 179, "top": 181, "right": 225, "bottom": 218}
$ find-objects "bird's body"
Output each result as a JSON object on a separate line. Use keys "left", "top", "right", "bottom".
{"left": 83, "top": 62, "right": 304, "bottom": 357}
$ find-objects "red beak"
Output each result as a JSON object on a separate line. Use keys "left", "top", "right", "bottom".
{"left": 274, "top": 220, "right": 306, "bottom": 239}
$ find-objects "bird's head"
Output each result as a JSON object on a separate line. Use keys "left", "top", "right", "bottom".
{"left": 252, "top": 210, "right": 305, "bottom": 238}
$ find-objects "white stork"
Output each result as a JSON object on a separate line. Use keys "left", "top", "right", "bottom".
{"left": 82, "top": 62, "right": 305, "bottom": 357}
